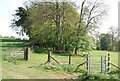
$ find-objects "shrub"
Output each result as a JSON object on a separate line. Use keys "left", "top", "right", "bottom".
{"left": 33, "top": 47, "right": 47, "bottom": 53}
{"left": 0, "top": 35, "right": 3, "bottom": 38}
{"left": 4, "top": 36, "right": 10, "bottom": 39}
{"left": 23, "top": 37, "right": 29, "bottom": 40}
{"left": 10, "top": 36, "right": 15, "bottom": 39}
{"left": 16, "top": 38, "right": 21, "bottom": 40}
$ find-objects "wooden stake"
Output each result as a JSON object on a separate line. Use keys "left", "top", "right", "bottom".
{"left": 24, "top": 47, "right": 28, "bottom": 61}
{"left": 86, "top": 54, "right": 88, "bottom": 70}
{"left": 69, "top": 53, "right": 71, "bottom": 64}
{"left": 48, "top": 51, "right": 51, "bottom": 62}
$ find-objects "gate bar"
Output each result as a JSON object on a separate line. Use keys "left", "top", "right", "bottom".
{"left": 88, "top": 54, "right": 90, "bottom": 73}
{"left": 104, "top": 56, "right": 106, "bottom": 74}
{"left": 101, "top": 56, "right": 103, "bottom": 73}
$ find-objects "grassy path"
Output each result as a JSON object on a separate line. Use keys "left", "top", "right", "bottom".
{"left": 2, "top": 67, "right": 29, "bottom": 79}
{"left": 2, "top": 53, "right": 82, "bottom": 79}
{"left": 2, "top": 61, "right": 80, "bottom": 79}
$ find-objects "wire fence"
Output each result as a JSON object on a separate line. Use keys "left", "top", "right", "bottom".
{"left": 48, "top": 51, "right": 87, "bottom": 71}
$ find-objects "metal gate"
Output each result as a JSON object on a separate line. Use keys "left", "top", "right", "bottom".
{"left": 86, "top": 54, "right": 110, "bottom": 74}
{"left": 1, "top": 47, "right": 24, "bottom": 61}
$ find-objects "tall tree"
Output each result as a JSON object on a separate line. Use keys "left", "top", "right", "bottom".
{"left": 74, "top": 0, "right": 107, "bottom": 54}
{"left": 11, "top": 1, "right": 79, "bottom": 51}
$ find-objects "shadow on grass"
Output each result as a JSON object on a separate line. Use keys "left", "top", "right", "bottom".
{"left": 2, "top": 43, "right": 30, "bottom": 48}
{"left": 1, "top": 39, "right": 31, "bottom": 48}
{"left": 1, "top": 39, "right": 29, "bottom": 42}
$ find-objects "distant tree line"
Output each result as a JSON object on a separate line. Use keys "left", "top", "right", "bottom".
{"left": 95, "top": 27, "right": 119, "bottom": 51}
{"left": 0, "top": 35, "right": 28, "bottom": 40}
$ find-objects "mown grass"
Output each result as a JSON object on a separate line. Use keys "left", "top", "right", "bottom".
{"left": 1, "top": 38, "right": 119, "bottom": 79}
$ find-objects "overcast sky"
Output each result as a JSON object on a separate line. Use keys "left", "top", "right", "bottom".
{"left": 0, "top": 0, "right": 119, "bottom": 38}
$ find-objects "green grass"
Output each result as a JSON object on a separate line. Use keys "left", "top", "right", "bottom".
{"left": 2, "top": 53, "right": 77, "bottom": 79}
{"left": 1, "top": 38, "right": 119, "bottom": 79}
{"left": 78, "top": 72, "right": 119, "bottom": 80}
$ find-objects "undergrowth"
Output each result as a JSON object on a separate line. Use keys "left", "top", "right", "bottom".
{"left": 78, "top": 72, "right": 119, "bottom": 80}
{"left": 36, "top": 62, "right": 84, "bottom": 73}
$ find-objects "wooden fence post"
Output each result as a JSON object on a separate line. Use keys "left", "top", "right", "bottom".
{"left": 86, "top": 54, "right": 88, "bottom": 70}
{"left": 24, "top": 47, "right": 29, "bottom": 61}
{"left": 108, "top": 54, "right": 110, "bottom": 73}
{"left": 9, "top": 48, "right": 10, "bottom": 59}
{"left": 28, "top": 47, "right": 30, "bottom": 55}
{"left": 48, "top": 51, "right": 51, "bottom": 62}
{"left": 69, "top": 52, "right": 71, "bottom": 64}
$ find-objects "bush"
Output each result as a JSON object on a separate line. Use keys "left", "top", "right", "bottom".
{"left": 16, "top": 38, "right": 21, "bottom": 40}
{"left": 4, "top": 36, "right": 10, "bottom": 39}
{"left": 33, "top": 47, "right": 47, "bottom": 53}
{"left": 0, "top": 35, "right": 3, "bottom": 38}
{"left": 10, "top": 36, "right": 15, "bottom": 39}
{"left": 23, "top": 37, "right": 29, "bottom": 40}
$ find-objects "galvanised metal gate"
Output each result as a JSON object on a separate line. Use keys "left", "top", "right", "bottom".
{"left": 85, "top": 54, "right": 110, "bottom": 74}
{"left": 1, "top": 47, "right": 24, "bottom": 60}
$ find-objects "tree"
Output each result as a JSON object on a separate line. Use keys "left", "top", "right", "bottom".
{"left": 11, "top": 1, "right": 79, "bottom": 51}
{"left": 0, "top": 35, "right": 3, "bottom": 39}
{"left": 95, "top": 31, "right": 101, "bottom": 50}
{"left": 74, "top": 0, "right": 107, "bottom": 54}
{"left": 11, "top": 7, "right": 30, "bottom": 36}
{"left": 108, "top": 26, "right": 118, "bottom": 51}
{"left": 11, "top": 0, "right": 108, "bottom": 52}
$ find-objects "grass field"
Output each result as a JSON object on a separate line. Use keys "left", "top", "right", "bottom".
{"left": 1, "top": 39, "right": 119, "bottom": 79}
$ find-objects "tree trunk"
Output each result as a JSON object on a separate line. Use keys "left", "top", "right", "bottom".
{"left": 74, "top": 47, "right": 78, "bottom": 54}
{"left": 56, "top": 2, "right": 60, "bottom": 50}
{"left": 60, "top": 5, "right": 65, "bottom": 50}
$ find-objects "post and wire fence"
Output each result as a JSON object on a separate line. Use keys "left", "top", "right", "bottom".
{"left": 47, "top": 50, "right": 112, "bottom": 74}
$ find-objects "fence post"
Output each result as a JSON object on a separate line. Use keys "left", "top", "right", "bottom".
{"left": 104, "top": 56, "right": 106, "bottom": 73}
{"left": 101, "top": 56, "right": 103, "bottom": 73}
{"left": 108, "top": 54, "right": 110, "bottom": 73}
{"left": 69, "top": 52, "right": 71, "bottom": 64}
{"left": 28, "top": 47, "right": 31, "bottom": 55}
{"left": 24, "top": 47, "right": 28, "bottom": 61}
{"left": 86, "top": 54, "right": 88, "bottom": 70}
{"left": 84, "top": 55, "right": 86, "bottom": 71}
{"left": 48, "top": 50, "right": 51, "bottom": 62}
{"left": 9, "top": 48, "right": 10, "bottom": 58}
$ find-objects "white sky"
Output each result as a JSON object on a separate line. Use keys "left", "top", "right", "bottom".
{"left": 0, "top": 0, "right": 119, "bottom": 38}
